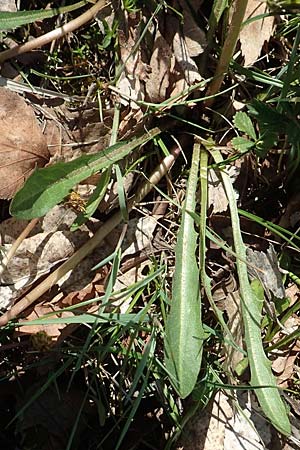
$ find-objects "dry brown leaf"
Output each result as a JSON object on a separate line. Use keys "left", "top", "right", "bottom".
{"left": 0, "top": 204, "right": 158, "bottom": 325}
{"left": 15, "top": 304, "right": 75, "bottom": 340}
{"left": 239, "top": 0, "right": 274, "bottom": 66}
{"left": 223, "top": 290, "right": 245, "bottom": 375}
{"left": 117, "top": 11, "right": 150, "bottom": 109}
{"left": 208, "top": 169, "right": 228, "bottom": 213}
{"left": 162, "top": 2, "right": 206, "bottom": 98}
{"left": 0, "top": 205, "right": 98, "bottom": 310}
{"left": 0, "top": 88, "right": 49, "bottom": 199}
{"left": 42, "top": 102, "right": 112, "bottom": 162}
{"left": 118, "top": 107, "right": 146, "bottom": 138}
{"left": 15, "top": 269, "right": 108, "bottom": 341}
{"left": 272, "top": 348, "right": 299, "bottom": 388}
{"left": 145, "top": 29, "right": 173, "bottom": 103}
{"left": 247, "top": 244, "right": 285, "bottom": 299}
{"left": 272, "top": 315, "right": 300, "bottom": 387}
{"left": 167, "top": 15, "right": 201, "bottom": 92}
{"left": 176, "top": 0, "right": 206, "bottom": 59}
{"left": 208, "top": 166, "right": 239, "bottom": 214}
{"left": 285, "top": 283, "right": 300, "bottom": 307}
{"left": 61, "top": 270, "right": 107, "bottom": 307}
{"left": 279, "top": 192, "right": 300, "bottom": 229}
{"left": 183, "top": 390, "right": 273, "bottom": 450}
{"left": 122, "top": 216, "right": 158, "bottom": 257}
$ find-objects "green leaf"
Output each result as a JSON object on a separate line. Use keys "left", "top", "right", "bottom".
{"left": 70, "top": 168, "right": 111, "bottom": 231}
{"left": 211, "top": 148, "right": 291, "bottom": 436}
{"left": 247, "top": 100, "right": 289, "bottom": 156}
{"left": 267, "top": 0, "right": 300, "bottom": 11}
{"left": 248, "top": 279, "right": 291, "bottom": 436}
{"left": 164, "top": 142, "right": 203, "bottom": 398}
{"left": 233, "top": 111, "right": 257, "bottom": 140}
{"left": 10, "top": 127, "right": 161, "bottom": 219}
{"left": 231, "top": 136, "right": 255, "bottom": 153}
{"left": 0, "top": 1, "right": 87, "bottom": 31}
{"left": 255, "top": 132, "right": 278, "bottom": 157}
{"left": 248, "top": 100, "right": 287, "bottom": 134}
{"left": 115, "top": 164, "right": 129, "bottom": 223}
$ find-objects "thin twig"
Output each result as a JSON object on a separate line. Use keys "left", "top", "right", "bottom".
{"left": 0, "top": 0, "right": 109, "bottom": 64}
{"left": 0, "top": 218, "right": 39, "bottom": 277}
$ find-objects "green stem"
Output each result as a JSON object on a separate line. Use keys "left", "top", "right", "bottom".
{"left": 206, "top": 0, "right": 248, "bottom": 105}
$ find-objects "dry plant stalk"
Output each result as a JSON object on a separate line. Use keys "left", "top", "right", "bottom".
{"left": 0, "top": 218, "right": 39, "bottom": 277}
{"left": 0, "top": 0, "right": 108, "bottom": 63}
{"left": 0, "top": 146, "right": 180, "bottom": 326}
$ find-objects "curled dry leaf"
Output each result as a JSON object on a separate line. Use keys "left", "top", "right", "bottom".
{"left": 0, "top": 88, "right": 49, "bottom": 199}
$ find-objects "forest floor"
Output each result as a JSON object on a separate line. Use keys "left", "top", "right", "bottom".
{"left": 0, "top": 1, "right": 299, "bottom": 449}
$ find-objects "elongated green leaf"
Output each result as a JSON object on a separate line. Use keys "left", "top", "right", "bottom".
{"left": 199, "top": 146, "right": 236, "bottom": 340}
{"left": 212, "top": 148, "right": 291, "bottom": 436}
{"left": 115, "top": 164, "right": 129, "bottom": 222}
{"left": 0, "top": 1, "right": 87, "bottom": 31}
{"left": 207, "top": 0, "right": 228, "bottom": 48}
{"left": 10, "top": 127, "right": 161, "bottom": 219}
{"left": 164, "top": 142, "right": 203, "bottom": 398}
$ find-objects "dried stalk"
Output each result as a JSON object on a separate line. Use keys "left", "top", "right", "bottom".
{"left": 0, "top": 218, "right": 39, "bottom": 277}
{"left": 0, "top": 0, "right": 108, "bottom": 64}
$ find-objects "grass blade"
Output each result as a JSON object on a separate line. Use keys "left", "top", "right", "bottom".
{"left": 164, "top": 142, "right": 204, "bottom": 398}
{"left": 0, "top": 1, "right": 86, "bottom": 31}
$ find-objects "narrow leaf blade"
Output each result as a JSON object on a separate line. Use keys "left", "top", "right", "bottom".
{"left": 0, "top": 1, "right": 86, "bottom": 31}
{"left": 211, "top": 148, "right": 291, "bottom": 436}
{"left": 164, "top": 143, "right": 203, "bottom": 398}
